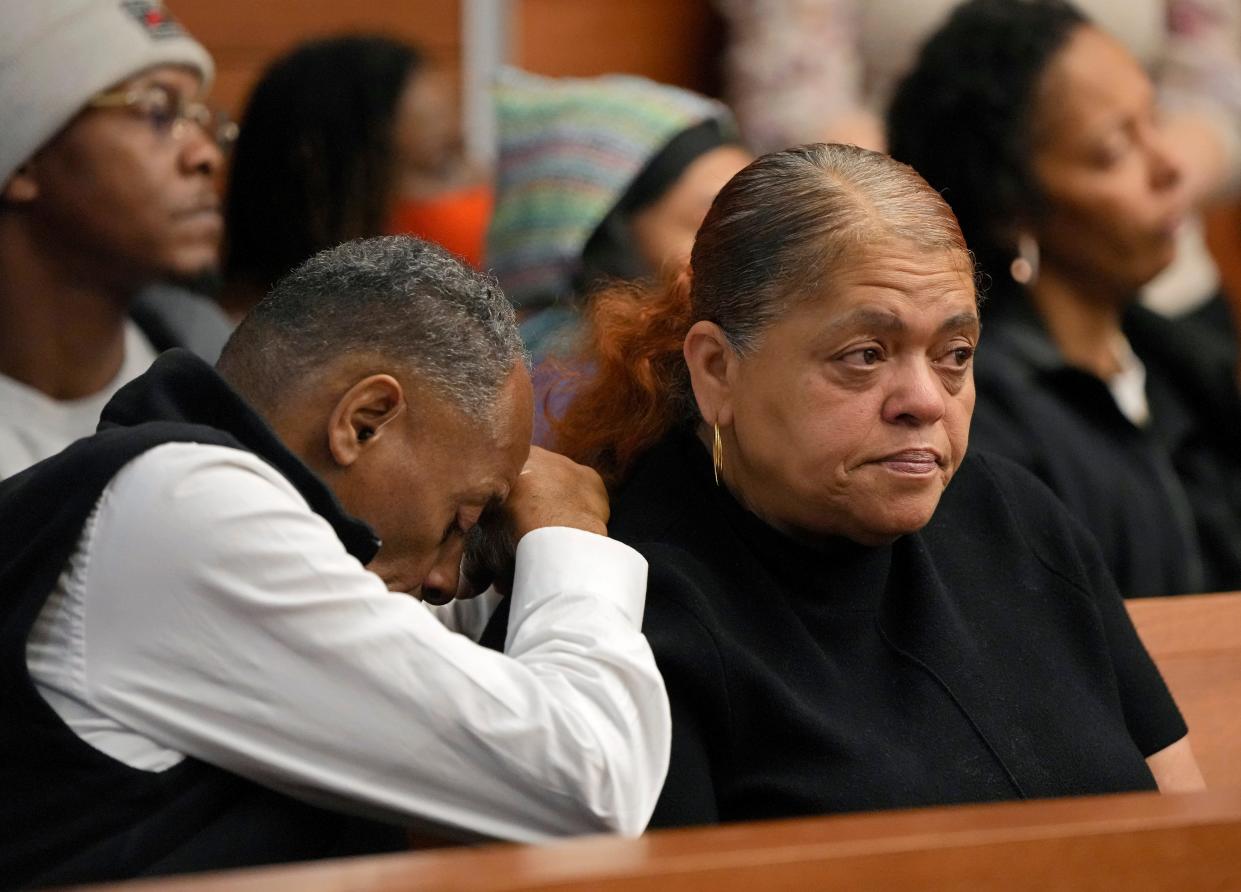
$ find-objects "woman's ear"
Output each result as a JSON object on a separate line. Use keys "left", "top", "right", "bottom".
{"left": 325, "top": 374, "right": 406, "bottom": 467}
{"left": 684, "top": 320, "right": 738, "bottom": 427}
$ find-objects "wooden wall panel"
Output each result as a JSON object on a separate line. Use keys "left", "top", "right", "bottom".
{"left": 164, "top": 0, "right": 725, "bottom": 147}
{"left": 1205, "top": 202, "right": 1241, "bottom": 328}
{"left": 515, "top": 0, "right": 724, "bottom": 96}
{"left": 167, "top": 0, "right": 462, "bottom": 118}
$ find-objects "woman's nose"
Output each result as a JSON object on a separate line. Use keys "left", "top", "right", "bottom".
{"left": 1146, "top": 124, "right": 1183, "bottom": 193}
{"left": 883, "top": 359, "right": 947, "bottom": 426}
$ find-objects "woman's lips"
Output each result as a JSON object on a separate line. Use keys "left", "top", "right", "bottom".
{"left": 877, "top": 449, "right": 942, "bottom": 475}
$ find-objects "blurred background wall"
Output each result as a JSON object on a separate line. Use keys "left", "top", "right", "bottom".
{"left": 168, "top": 0, "right": 1241, "bottom": 302}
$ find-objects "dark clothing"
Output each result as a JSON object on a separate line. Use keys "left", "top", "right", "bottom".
{"left": 131, "top": 283, "right": 233, "bottom": 363}
{"left": 971, "top": 296, "right": 1241, "bottom": 597}
{"left": 609, "top": 432, "right": 1185, "bottom": 828}
{"left": 0, "top": 351, "right": 403, "bottom": 888}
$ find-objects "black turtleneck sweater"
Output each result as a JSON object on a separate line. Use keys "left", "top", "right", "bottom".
{"left": 609, "top": 432, "right": 1185, "bottom": 828}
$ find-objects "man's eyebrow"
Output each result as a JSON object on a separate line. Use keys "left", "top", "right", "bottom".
{"left": 939, "top": 312, "right": 981, "bottom": 335}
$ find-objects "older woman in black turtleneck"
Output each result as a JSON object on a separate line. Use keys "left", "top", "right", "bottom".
{"left": 546, "top": 142, "right": 1203, "bottom": 827}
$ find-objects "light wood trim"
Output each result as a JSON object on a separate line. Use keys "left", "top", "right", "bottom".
{"left": 1127, "top": 591, "right": 1241, "bottom": 656}
{"left": 1127, "top": 591, "right": 1241, "bottom": 789}
{"left": 75, "top": 788, "right": 1241, "bottom": 891}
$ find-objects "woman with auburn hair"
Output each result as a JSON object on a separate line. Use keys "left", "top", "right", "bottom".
{"left": 549, "top": 143, "right": 1203, "bottom": 827}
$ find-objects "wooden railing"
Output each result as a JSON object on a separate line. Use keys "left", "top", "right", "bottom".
{"left": 1127, "top": 591, "right": 1241, "bottom": 789}
{"left": 80, "top": 789, "right": 1241, "bottom": 891}
{"left": 74, "top": 592, "right": 1241, "bottom": 891}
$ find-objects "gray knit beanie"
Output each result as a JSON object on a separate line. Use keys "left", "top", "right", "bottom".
{"left": 0, "top": 0, "right": 214, "bottom": 187}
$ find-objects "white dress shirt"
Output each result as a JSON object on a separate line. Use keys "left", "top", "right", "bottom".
{"left": 25, "top": 442, "right": 669, "bottom": 841}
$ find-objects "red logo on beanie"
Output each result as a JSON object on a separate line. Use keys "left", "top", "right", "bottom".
{"left": 121, "top": 1, "right": 187, "bottom": 39}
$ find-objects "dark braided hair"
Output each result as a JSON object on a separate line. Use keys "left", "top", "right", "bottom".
{"left": 223, "top": 35, "right": 424, "bottom": 296}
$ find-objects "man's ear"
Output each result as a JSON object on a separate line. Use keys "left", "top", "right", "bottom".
{"left": 325, "top": 374, "right": 406, "bottom": 467}
{"left": 683, "top": 320, "right": 739, "bottom": 427}
{"left": 2, "top": 163, "right": 39, "bottom": 204}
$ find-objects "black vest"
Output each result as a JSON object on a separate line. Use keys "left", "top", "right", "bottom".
{"left": 0, "top": 351, "right": 405, "bottom": 888}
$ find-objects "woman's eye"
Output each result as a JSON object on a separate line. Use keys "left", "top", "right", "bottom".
{"left": 841, "top": 346, "right": 884, "bottom": 367}
{"left": 1092, "top": 133, "right": 1131, "bottom": 167}
{"left": 939, "top": 345, "right": 974, "bottom": 368}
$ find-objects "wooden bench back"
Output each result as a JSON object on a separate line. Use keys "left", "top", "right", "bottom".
{"left": 90, "top": 789, "right": 1241, "bottom": 891}
{"left": 1127, "top": 591, "right": 1241, "bottom": 789}
{"left": 86, "top": 592, "right": 1241, "bottom": 890}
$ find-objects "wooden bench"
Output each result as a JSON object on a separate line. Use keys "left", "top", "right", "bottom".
{"left": 74, "top": 592, "right": 1241, "bottom": 890}
{"left": 80, "top": 788, "right": 1241, "bottom": 891}
{"left": 1127, "top": 591, "right": 1241, "bottom": 789}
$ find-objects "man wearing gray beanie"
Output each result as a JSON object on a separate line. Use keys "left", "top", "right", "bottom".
{"left": 0, "top": 0, "right": 232, "bottom": 481}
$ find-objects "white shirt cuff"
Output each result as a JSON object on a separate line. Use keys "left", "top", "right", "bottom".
{"left": 510, "top": 527, "right": 649, "bottom": 629}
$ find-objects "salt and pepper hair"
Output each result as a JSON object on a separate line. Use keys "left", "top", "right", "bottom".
{"left": 218, "top": 236, "right": 527, "bottom": 423}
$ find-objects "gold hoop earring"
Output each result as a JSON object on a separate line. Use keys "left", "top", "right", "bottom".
{"left": 713, "top": 422, "right": 724, "bottom": 487}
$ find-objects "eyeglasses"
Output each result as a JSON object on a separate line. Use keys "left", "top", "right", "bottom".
{"left": 87, "top": 84, "right": 239, "bottom": 150}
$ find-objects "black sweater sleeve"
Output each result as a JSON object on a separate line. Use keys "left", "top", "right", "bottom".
{"left": 639, "top": 550, "right": 730, "bottom": 828}
{"left": 1077, "top": 522, "right": 1189, "bottom": 756}
{"left": 983, "top": 449, "right": 1190, "bottom": 758}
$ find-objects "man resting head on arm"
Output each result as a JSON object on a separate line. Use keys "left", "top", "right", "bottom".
{"left": 0, "top": 235, "right": 670, "bottom": 887}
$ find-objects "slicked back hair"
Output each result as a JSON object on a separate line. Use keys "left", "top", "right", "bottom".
{"left": 217, "top": 236, "right": 527, "bottom": 424}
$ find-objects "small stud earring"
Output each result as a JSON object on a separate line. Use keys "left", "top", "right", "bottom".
{"left": 1010, "top": 232, "right": 1040, "bottom": 286}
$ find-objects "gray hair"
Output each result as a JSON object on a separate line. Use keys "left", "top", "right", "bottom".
{"left": 695, "top": 142, "right": 974, "bottom": 359}
{"left": 217, "top": 236, "right": 527, "bottom": 422}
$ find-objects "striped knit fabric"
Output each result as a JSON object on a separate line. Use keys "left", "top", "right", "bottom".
{"left": 486, "top": 68, "right": 736, "bottom": 310}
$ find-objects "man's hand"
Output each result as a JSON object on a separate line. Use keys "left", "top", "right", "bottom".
{"left": 459, "top": 447, "right": 610, "bottom": 597}
{"left": 507, "top": 446, "right": 609, "bottom": 540}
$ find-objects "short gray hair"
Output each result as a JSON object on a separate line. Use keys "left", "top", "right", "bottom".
{"left": 218, "top": 236, "right": 527, "bottom": 421}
